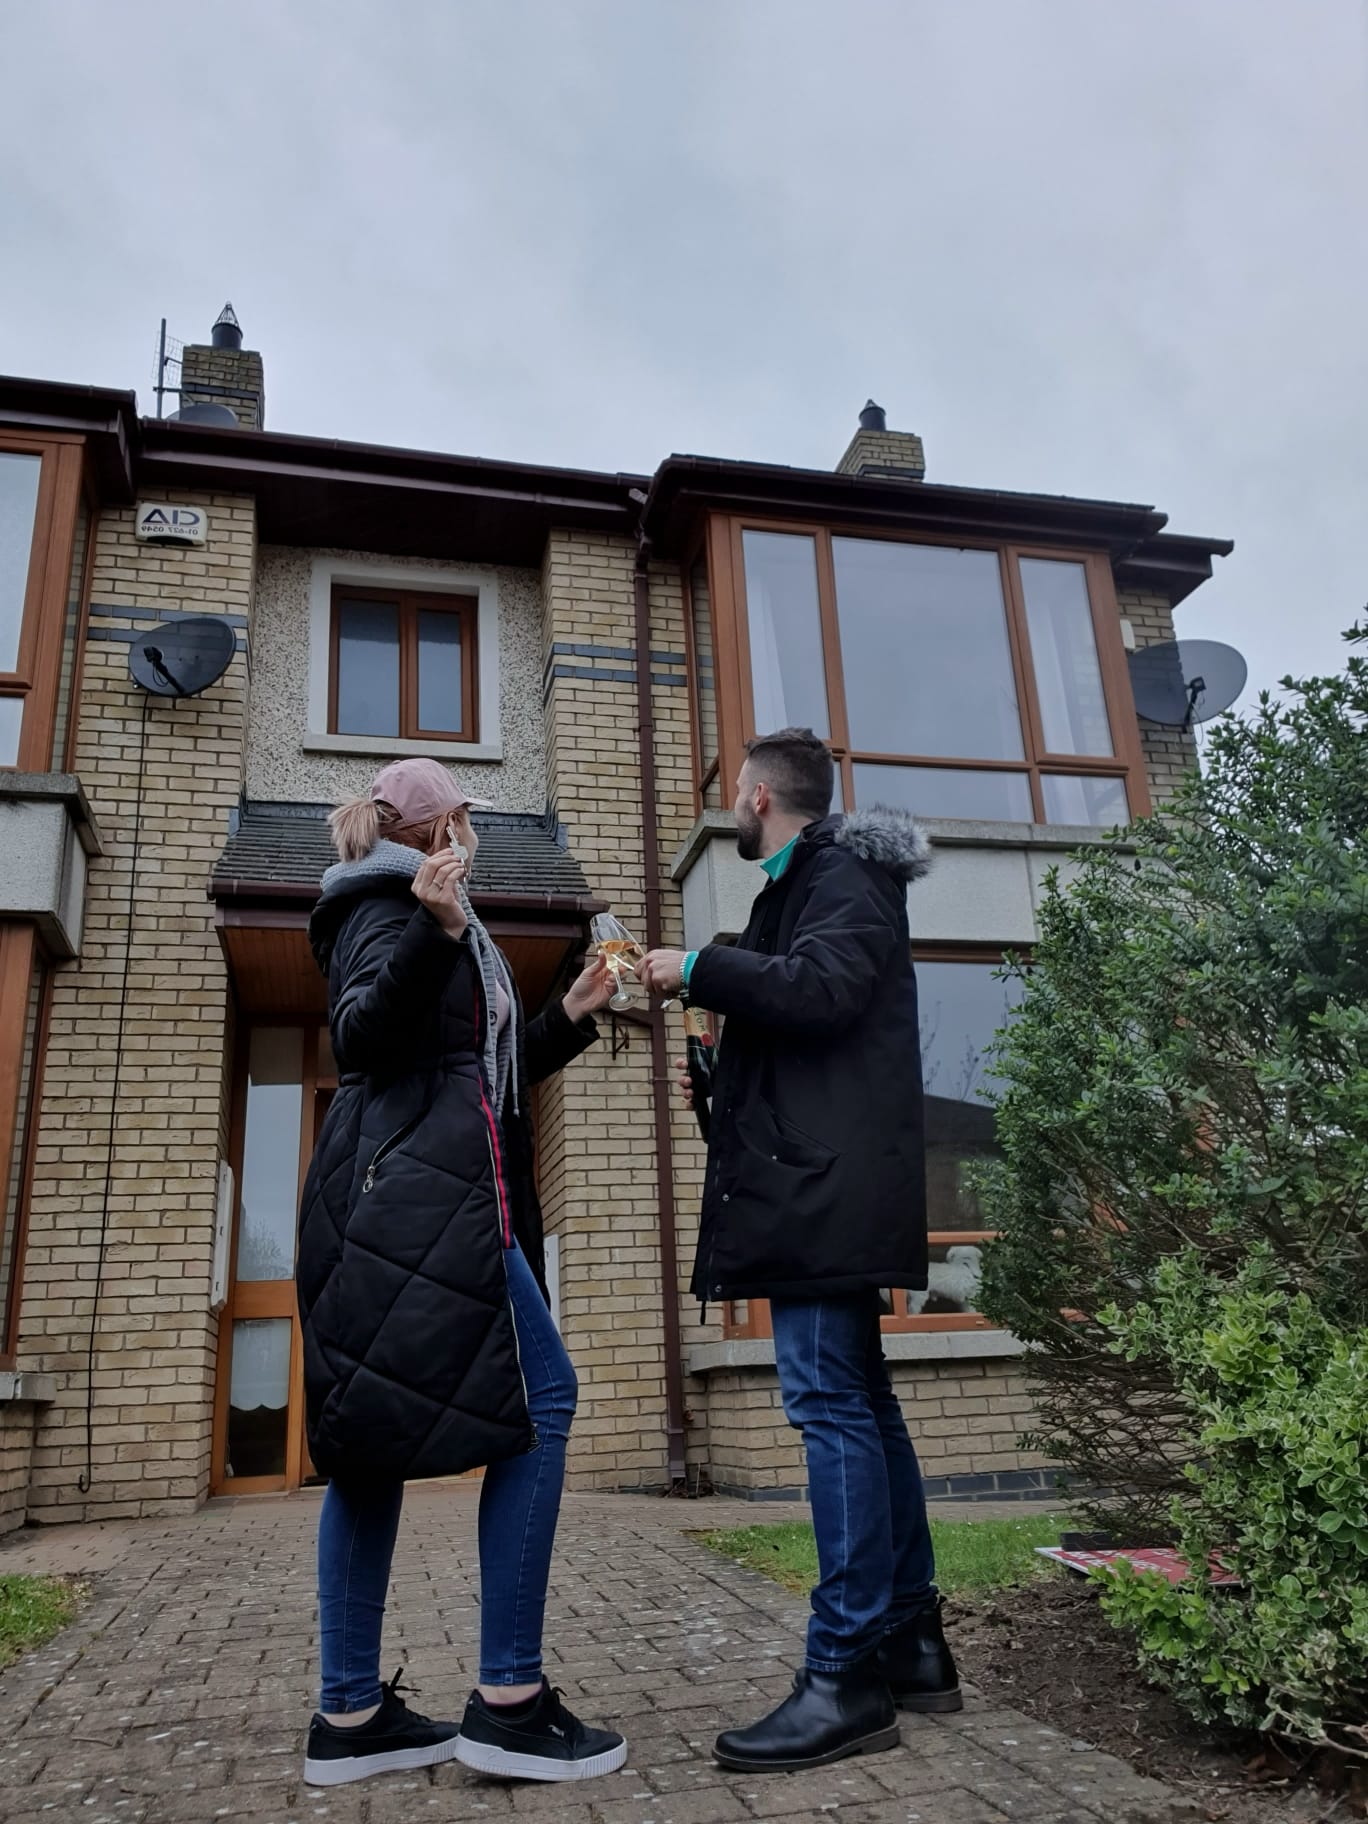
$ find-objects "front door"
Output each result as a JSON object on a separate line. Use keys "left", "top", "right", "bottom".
{"left": 211, "top": 1023, "right": 335, "bottom": 1494}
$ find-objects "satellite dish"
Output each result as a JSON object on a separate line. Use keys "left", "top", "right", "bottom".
{"left": 129, "top": 617, "right": 237, "bottom": 699}
{"left": 1128, "top": 639, "right": 1248, "bottom": 730}
{"left": 168, "top": 400, "right": 240, "bottom": 428}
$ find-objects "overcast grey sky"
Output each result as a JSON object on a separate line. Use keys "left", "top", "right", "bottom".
{"left": 4, "top": 0, "right": 1365, "bottom": 706}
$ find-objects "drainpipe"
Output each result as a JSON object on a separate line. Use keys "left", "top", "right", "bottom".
{"left": 633, "top": 535, "right": 690, "bottom": 1493}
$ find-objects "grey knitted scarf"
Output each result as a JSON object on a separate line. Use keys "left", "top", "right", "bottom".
{"left": 318, "top": 839, "right": 520, "bottom": 1117}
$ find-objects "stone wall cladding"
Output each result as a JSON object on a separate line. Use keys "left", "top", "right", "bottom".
{"left": 1118, "top": 586, "right": 1198, "bottom": 806}
{"left": 17, "top": 488, "right": 255, "bottom": 1521}
{"left": 246, "top": 547, "right": 546, "bottom": 812}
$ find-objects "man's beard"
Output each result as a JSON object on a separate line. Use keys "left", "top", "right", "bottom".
{"left": 736, "top": 803, "right": 763, "bottom": 862}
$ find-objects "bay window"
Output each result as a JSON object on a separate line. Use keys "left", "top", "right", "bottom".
{"left": 686, "top": 515, "right": 1147, "bottom": 826}
{"left": 724, "top": 948, "right": 1023, "bottom": 1340}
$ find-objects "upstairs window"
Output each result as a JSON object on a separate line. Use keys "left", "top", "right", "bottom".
{"left": 0, "top": 435, "right": 92, "bottom": 771}
{"left": 329, "top": 585, "right": 478, "bottom": 744}
{"left": 689, "top": 516, "right": 1147, "bottom": 827}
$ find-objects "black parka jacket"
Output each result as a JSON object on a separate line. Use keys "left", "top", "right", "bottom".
{"left": 295, "top": 843, "right": 595, "bottom": 1483}
{"left": 689, "top": 808, "right": 932, "bottom": 1302}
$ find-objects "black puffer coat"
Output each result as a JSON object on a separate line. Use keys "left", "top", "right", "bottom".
{"left": 689, "top": 807, "right": 931, "bottom": 1302}
{"left": 296, "top": 842, "right": 595, "bottom": 1483}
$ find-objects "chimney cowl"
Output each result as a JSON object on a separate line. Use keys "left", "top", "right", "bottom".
{"left": 211, "top": 302, "right": 243, "bottom": 351}
{"left": 858, "top": 399, "right": 887, "bottom": 433}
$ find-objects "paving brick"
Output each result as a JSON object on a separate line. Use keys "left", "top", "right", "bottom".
{"left": 0, "top": 1412, "right": 1184, "bottom": 1824}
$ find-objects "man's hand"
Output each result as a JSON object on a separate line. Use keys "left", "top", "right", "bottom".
{"left": 637, "top": 948, "right": 688, "bottom": 996}
{"left": 563, "top": 954, "right": 614, "bottom": 1025}
{"left": 412, "top": 852, "right": 468, "bottom": 938}
{"left": 674, "top": 1056, "right": 694, "bottom": 1108}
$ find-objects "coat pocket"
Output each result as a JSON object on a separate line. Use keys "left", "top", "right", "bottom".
{"left": 360, "top": 1114, "right": 423, "bottom": 1195}
{"left": 722, "top": 1099, "right": 840, "bottom": 1277}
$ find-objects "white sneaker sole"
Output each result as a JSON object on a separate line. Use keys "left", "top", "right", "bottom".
{"left": 453, "top": 1732, "right": 629, "bottom": 1782}
{"left": 304, "top": 1736, "right": 461, "bottom": 1786}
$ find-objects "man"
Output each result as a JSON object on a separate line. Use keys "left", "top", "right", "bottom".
{"left": 639, "top": 727, "right": 960, "bottom": 1774}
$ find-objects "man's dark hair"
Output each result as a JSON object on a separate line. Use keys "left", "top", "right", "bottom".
{"left": 744, "top": 727, "right": 834, "bottom": 821}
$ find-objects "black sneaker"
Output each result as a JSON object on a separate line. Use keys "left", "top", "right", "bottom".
{"left": 454, "top": 1678, "right": 628, "bottom": 1781}
{"left": 303, "top": 1669, "right": 461, "bottom": 1786}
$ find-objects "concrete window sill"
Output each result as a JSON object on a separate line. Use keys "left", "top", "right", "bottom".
{"left": 303, "top": 732, "right": 505, "bottom": 764}
{"left": 0, "top": 1372, "right": 57, "bottom": 1406}
{"left": 686, "top": 1330, "right": 1028, "bottom": 1375}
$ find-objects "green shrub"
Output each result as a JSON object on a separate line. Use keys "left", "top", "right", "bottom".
{"left": 1097, "top": 1249, "right": 1368, "bottom": 1754}
{"left": 976, "top": 624, "right": 1368, "bottom": 1530}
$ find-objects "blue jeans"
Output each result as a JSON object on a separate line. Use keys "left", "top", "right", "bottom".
{"left": 317, "top": 1241, "right": 578, "bottom": 1711}
{"left": 770, "top": 1290, "right": 937, "bottom": 1672}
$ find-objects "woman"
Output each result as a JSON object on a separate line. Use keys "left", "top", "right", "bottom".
{"left": 296, "top": 757, "right": 623, "bottom": 1788}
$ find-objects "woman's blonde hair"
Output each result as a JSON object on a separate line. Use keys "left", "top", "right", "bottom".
{"left": 329, "top": 796, "right": 449, "bottom": 863}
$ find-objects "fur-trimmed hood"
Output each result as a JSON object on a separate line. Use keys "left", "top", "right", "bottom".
{"left": 825, "top": 805, "right": 932, "bottom": 883}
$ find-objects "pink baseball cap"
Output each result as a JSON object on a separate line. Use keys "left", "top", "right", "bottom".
{"left": 369, "top": 757, "right": 492, "bottom": 825}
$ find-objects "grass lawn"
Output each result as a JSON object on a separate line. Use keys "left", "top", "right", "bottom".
{"left": 0, "top": 1574, "right": 83, "bottom": 1671}
{"left": 695, "top": 1511, "right": 1063, "bottom": 1598}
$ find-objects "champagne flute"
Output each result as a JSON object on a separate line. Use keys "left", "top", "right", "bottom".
{"left": 590, "top": 913, "right": 644, "bottom": 1012}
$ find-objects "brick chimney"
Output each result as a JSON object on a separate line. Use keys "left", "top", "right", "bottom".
{"left": 836, "top": 400, "right": 925, "bottom": 482}
{"left": 178, "top": 303, "right": 266, "bottom": 428}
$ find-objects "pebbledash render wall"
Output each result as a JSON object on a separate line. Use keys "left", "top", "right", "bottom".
{"left": 14, "top": 489, "right": 255, "bottom": 1521}
{"left": 246, "top": 547, "right": 547, "bottom": 812}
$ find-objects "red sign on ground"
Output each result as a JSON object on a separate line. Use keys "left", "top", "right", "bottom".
{"left": 1036, "top": 1546, "right": 1240, "bottom": 1586}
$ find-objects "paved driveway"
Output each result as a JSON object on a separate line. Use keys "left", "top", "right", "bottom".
{"left": 0, "top": 1488, "right": 1182, "bottom": 1823}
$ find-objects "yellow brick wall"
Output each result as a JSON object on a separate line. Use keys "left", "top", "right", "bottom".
{"left": 1118, "top": 587, "right": 1198, "bottom": 806}
{"left": 699, "top": 1360, "right": 1045, "bottom": 1494}
{"left": 17, "top": 489, "right": 255, "bottom": 1520}
{"left": 0, "top": 1402, "right": 39, "bottom": 1534}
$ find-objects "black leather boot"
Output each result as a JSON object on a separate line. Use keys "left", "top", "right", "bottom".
{"left": 874, "top": 1600, "right": 963, "bottom": 1713}
{"left": 713, "top": 1663, "right": 899, "bottom": 1773}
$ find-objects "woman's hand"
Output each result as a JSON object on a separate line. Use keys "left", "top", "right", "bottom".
{"left": 412, "top": 852, "right": 468, "bottom": 938}
{"left": 674, "top": 1056, "right": 694, "bottom": 1108}
{"left": 563, "top": 954, "right": 615, "bottom": 1025}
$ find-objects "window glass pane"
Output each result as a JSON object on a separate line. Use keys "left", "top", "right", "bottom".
{"left": 236, "top": 1028, "right": 303, "bottom": 1282}
{"left": 742, "top": 531, "right": 829, "bottom": 738}
{"left": 336, "top": 598, "right": 399, "bottom": 736}
{"left": 834, "top": 538, "right": 1023, "bottom": 759}
{"left": 225, "top": 1317, "right": 291, "bottom": 1479}
{"left": 1041, "top": 774, "right": 1130, "bottom": 827}
{"left": 0, "top": 453, "right": 42, "bottom": 673}
{"left": 917, "top": 959, "right": 1024, "bottom": 1233}
{"left": 0, "top": 953, "right": 44, "bottom": 1355}
{"left": 689, "top": 556, "right": 718, "bottom": 773}
{"left": 417, "top": 608, "right": 465, "bottom": 734}
{"left": 1019, "top": 558, "right": 1113, "bottom": 756}
{"left": 0, "top": 694, "right": 21, "bottom": 766}
{"left": 854, "top": 761, "right": 1032, "bottom": 823}
{"left": 49, "top": 496, "right": 91, "bottom": 770}
{"left": 908, "top": 1239, "right": 986, "bottom": 1319}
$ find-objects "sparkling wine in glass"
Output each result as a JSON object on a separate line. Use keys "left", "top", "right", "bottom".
{"left": 591, "top": 914, "right": 644, "bottom": 1012}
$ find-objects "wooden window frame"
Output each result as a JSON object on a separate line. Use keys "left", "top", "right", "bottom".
{"left": 1, "top": 432, "right": 89, "bottom": 772}
{"left": 328, "top": 584, "right": 479, "bottom": 745}
{"left": 689, "top": 512, "right": 1150, "bottom": 824}
{"left": 0, "top": 926, "right": 51, "bottom": 1369}
{"left": 211, "top": 1019, "right": 328, "bottom": 1495}
{"left": 722, "top": 943, "right": 1023, "bottom": 1342}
